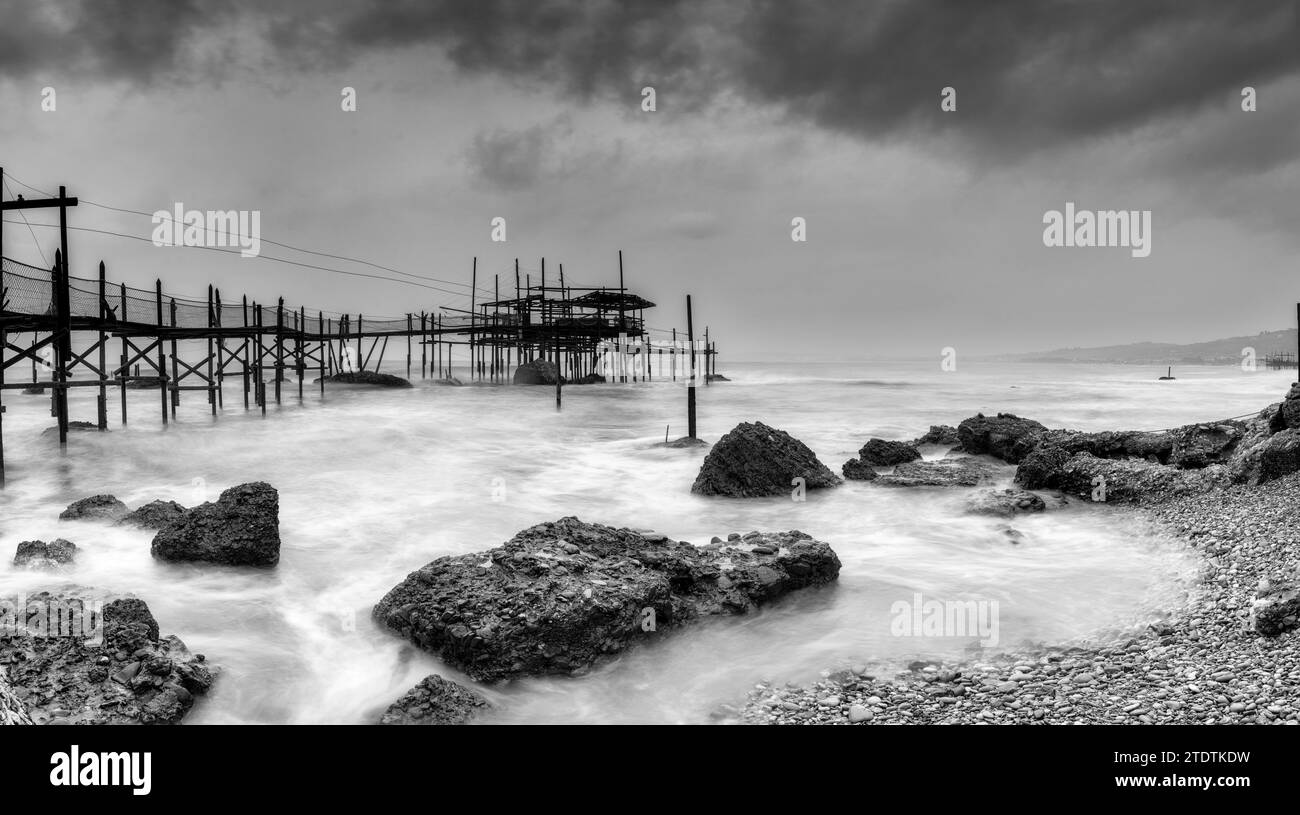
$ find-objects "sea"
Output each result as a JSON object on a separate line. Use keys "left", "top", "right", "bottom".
{"left": 0, "top": 358, "right": 1288, "bottom": 723}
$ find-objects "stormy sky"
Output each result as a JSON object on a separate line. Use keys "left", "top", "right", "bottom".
{"left": 1, "top": 0, "right": 1298, "bottom": 360}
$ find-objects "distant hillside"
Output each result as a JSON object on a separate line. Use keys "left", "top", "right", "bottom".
{"left": 1000, "top": 329, "right": 1297, "bottom": 365}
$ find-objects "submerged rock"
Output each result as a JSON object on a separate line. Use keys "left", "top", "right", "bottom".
{"left": 841, "top": 459, "right": 878, "bottom": 481}
{"left": 59, "top": 494, "right": 128, "bottom": 522}
{"left": 874, "top": 457, "right": 996, "bottom": 488}
{"left": 706, "top": 373, "right": 731, "bottom": 382}
{"left": 432, "top": 377, "right": 463, "bottom": 386}
{"left": 151, "top": 482, "right": 280, "bottom": 566}
{"left": 573, "top": 373, "right": 607, "bottom": 384}
{"left": 21, "top": 385, "right": 45, "bottom": 395}
{"left": 857, "top": 438, "right": 921, "bottom": 467}
{"left": 320, "top": 371, "right": 412, "bottom": 388}
{"left": 691, "top": 421, "right": 840, "bottom": 497}
{"left": 13, "top": 539, "right": 77, "bottom": 569}
{"left": 42, "top": 421, "right": 104, "bottom": 436}
{"left": 372, "top": 516, "right": 841, "bottom": 682}
{"left": 965, "top": 489, "right": 1046, "bottom": 516}
{"left": 380, "top": 675, "right": 489, "bottom": 725}
{"left": 660, "top": 435, "right": 709, "bottom": 449}
{"left": 0, "top": 594, "right": 214, "bottom": 725}
{"left": 512, "top": 359, "right": 560, "bottom": 385}
{"left": 119, "top": 500, "right": 188, "bottom": 530}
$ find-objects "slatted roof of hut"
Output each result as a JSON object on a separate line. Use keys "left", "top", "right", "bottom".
{"left": 569, "top": 291, "right": 656, "bottom": 311}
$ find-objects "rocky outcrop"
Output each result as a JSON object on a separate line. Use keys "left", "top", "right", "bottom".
{"left": 1251, "top": 580, "right": 1300, "bottom": 637}
{"left": 706, "top": 373, "right": 731, "bottom": 382}
{"left": 320, "top": 371, "right": 412, "bottom": 388}
{"left": 119, "top": 500, "right": 187, "bottom": 530}
{"left": 1014, "top": 422, "right": 1246, "bottom": 489}
{"left": 691, "top": 422, "right": 840, "bottom": 497}
{"left": 13, "top": 539, "right": 77, "bottom": 569}
{"left": 574, "top": 373, "right": 606, "bottom": 384}
{"left": 379, "top": 675, "right": 489, "bottom": 725}
{"left": 1229, "top": 393, "right": 1300, "bottom": 485}
{"left": 965, "top": 489, "right": 1047, "bottom": 516}
{"left": 842, "top": 459, "right": 878, "bottom": 481}
{"left": 956, "top": 413, "right": 1047, "bottom": 463}
{"left": 913, "top": 425, "right": 960, "bottom": 446}
{"left": 372, "top": 517, "right": 841, "bottom": 682}
{"left": 151, "top": 482, "right": 280, "bottom": 566}
{"left": 0, "top": 594, "right": 214, "bottom": 724}
{"left": 59, "top": 495, "right": 128, "bottom": 522}
{"left": 874, "top": 457, "right": 996, "bottom": 488}
{"left": 512, "top": 359, "right": 560, "bottom": 385}
{"left": 1055, "top": 453, "right": 1225, "bottom": 504}
{"left": 1, "top": 671, "right": 32, "bottom": 725}
{"left": 857, "top": 439, "right": 921, "bottom": 467}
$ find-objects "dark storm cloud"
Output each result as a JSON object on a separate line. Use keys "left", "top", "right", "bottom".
{"left": 0, "top": 0, "right": 227, "bottom": 82}
{"left": 6, "top": 0, "right": 1299, "bottom": 164}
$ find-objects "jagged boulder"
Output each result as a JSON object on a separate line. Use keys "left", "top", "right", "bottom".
{"left": 692, "top": 422, "right": 840, "bottom": 497}
{"left": 1251, "top": 581, "right": 1300, "bottom": 637}
{"left": 13, "top": 539, "right": 77, "bottom": 569}
{"left": 842, "top": 459, "right": 878, "bottom": 481}
{"left": 956, "top": 413, "right": 1048, "bottom": 463}
{"left": 1230, "top": 399, "right": 1300, "bottom": 485}
{"left": 857, "top": 438, "right": 921, "bottom": 466}
{"left": 373, "top": 517, "right": 841, "bottom": 681}
{"left": 1276, "top": 383, "right": 1300, "bottom": 430}
{"left": 0, "top": 594, "right": 213, "bottom": 724}
{"left": 513, "top": 359, "right": 560, "bottom": 385}
{"left": 874, "top": 457, "right": 996, "bottom": 487}
{"left": 913, "top": 425, "right": 960, "bottom": 446}
{"left": 380, "top": 675, "right": 490, "bottom": 725}
{"left": 59, "top": 495, "right": 128, "bottom": 522}
{"left": 119, "top": 500, "right": 188, "bottom": 530}
{"left": 965, "top": 489, "right": 1047, "bottom": 516}
{"left": 151, "top": 482, "right": 280, "bottom": 566}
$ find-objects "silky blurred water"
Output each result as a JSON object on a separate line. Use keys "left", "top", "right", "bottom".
{"left": 0, "top": 357, "right": 1286, "bottom": 723}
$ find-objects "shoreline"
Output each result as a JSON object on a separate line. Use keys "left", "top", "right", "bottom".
{"left": 739, "top": 472, "right": 1300, "bottom": 725}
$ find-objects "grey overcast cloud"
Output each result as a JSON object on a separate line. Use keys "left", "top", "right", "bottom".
{"left": 1, "top": 0, "right": 1298, "bottom": 359}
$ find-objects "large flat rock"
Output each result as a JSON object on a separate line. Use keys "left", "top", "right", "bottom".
{"left": 372, "top": 517, "right": 841, "bottom": 682}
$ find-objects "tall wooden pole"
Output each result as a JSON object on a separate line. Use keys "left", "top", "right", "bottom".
{"left": 686, "top": 295, "right": 697, "bottom": 439}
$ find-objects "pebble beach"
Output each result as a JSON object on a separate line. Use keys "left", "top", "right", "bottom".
{"left": 741, "top": 471, "right": 1300, "bottom": 725}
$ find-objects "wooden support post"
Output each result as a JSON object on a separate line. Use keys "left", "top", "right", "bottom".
{"left": 319, "top": 312, "right": 326, "bottom": 395}
{"left": 120, "top": 283, "right": 128, "bottom": 425}
{"left": 215, "top": 288, "right": 225, "bottom": 408}
{"left": 275, "top": 298, "right": 284, "bottom": 404}
{"left": 406, "top": 313, "right": 412, "bottom": 380}
{"left": 169, "top": 298, "right": 179, "bottom": 415}
{"left": 298, "top": 306, "right": 306, "bottom": 401}
{"left": 255, "top": 303, "right": 266, "bottom": 415}
{"left": 208, "top": 285, "right": 217, "bottom": 415}
{"left": 96, "top": 261, "right": 108, "bottom": 429}
{"left": 686, "top": 295, "right": 697, "bottom": 439}
{"left": 420, "top": 311, "right": 427, "bottom": 379}
{"left": 470, "top": 257, "right": 477, "bottom": 382}
{"left": 156, "top": 280, "right": 168, "bottom": 426}
{"left": 241, "top": 295, "right": 251, "bottom": 410}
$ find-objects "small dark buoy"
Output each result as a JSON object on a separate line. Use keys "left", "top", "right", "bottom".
{"left": 1158, "top": 366, "right": 1176, "bottom": 381}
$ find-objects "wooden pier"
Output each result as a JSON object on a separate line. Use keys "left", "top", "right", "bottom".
{"left": 0, "top": 179, "right": 718, "bottom": 485}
